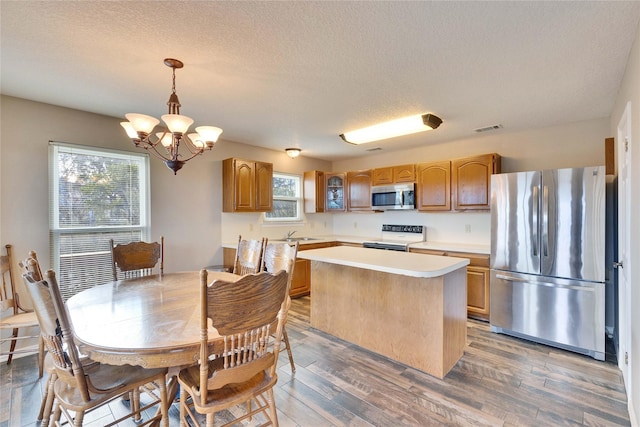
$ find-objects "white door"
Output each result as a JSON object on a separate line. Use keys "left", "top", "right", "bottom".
{"left": 616, "top": 102, "right": 632, "bottom": 397}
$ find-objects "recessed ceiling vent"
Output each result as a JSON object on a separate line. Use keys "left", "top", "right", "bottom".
{"left": 474, "top": 124, "right": 503, "bottom": 133}
{"left": 366, "top": 147, "right": 383, "bottom": 152}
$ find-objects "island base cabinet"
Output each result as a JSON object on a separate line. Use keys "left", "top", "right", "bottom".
{"left": 310, "top": 261, "right": 467, "bottom": 379}
{"left": 466, "top": 266, "right": 490, "bottom": 320}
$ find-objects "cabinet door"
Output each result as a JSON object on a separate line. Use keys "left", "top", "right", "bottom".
{"left": 393, "top": 164, "right": 416, "bottom": 183}
{"left": 372, "top": 167, "right": 393, "bottom": 186}
{"left": 417, "top": 161, "right": 451, "bottom": 211}
{"left": 347, "top": 170, "right": 372, "bottom": 211}
{"left": 255, "top": 161, "right": 273, "bottom": 211}
{"left": 326, "top": 173, "right": 346, "bottom": 211}
{"left": 452, "top": 154, "right": 500, "bottom": 211}
{"left": 233, "top": 159, "right": 256, "bottom": 211}
{"left": 303, "top": 170, "right": 325, "bottom": 213}
{"left": 290, "top": 258, "right": 310, "bottom": 297}
{"left": 466, "top": 266, "right": 490, "bottom": 320}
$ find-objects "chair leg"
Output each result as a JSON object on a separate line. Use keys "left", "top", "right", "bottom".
{"left": 38, "top": 335, "right": 45, "bottom": 378}
{"left": 282, "top": 327, "right": 295, "bottom": 372}
{"left": 131, "top": 388, "right": 141, "bottom": 422}
{"left": 37, "top": 371, "right": 56, "bottom": 425}
{"left": 179, "top": 386, "right": 187, "bottom": 426}
{"left": 266, "top": 388, "right": 279, "bottom": 427}
{"left": 7, "top": 328, "right": 18, "bottom": 365}
{"left": 157, "top": 377, "right": 169, "bottom": 427}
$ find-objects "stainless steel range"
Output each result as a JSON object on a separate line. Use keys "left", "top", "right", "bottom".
{"left": 362, "top": 224, "right": 426, "bottom": 251}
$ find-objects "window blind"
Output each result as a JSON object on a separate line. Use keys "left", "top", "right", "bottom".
{"left": 49, "top": 142, "right": 150, "bottom": 300}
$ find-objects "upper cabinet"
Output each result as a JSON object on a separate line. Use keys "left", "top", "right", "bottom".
{"left": 451, "top": 153, "right": 501, "bottom": 211}
{"left": 222, "top": 158, "right": 273, "bottom": 212}
{"left": 325, "top": 172, "right": 346, "bottom": 211}
{"left": 347, "top": 169, "right": 372, "bottom": 211}
{"left": 372, "top": 164, "right": 415, "bottom": 186}
{"left": 417, "top": 161, "right": 451, "bottom": 211}
{"left": 303, "top": 170, "right": 325, "bottom": 213}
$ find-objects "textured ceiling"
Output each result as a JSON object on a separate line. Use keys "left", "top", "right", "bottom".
{"left": 2, "top": 1, "right": 639, "bottom": 161}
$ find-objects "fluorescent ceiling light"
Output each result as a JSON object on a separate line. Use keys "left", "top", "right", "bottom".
{"left": 340, "top": 113, "right": 442, "bottom": 145}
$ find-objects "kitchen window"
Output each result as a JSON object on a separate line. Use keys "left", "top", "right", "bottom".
{"left": 49, "top": 142, "right": 150, "bottom": 300}
{"left": 264, "top": 172, "right": 302, "bottom": 222}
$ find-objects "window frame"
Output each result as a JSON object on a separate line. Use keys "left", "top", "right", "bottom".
{"left": 49, "top": 141, "right": 150, "bottom": 297}
{"left": 263, "top": 172, "right": 303, "bottom": 223}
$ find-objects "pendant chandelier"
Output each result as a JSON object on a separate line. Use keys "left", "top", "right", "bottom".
{"left": 120, "top": 58, "right": 222, "bottom": 174}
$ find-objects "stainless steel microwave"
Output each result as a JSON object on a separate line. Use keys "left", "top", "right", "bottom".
{"left": 371, "top": 183, "right": 416, "bottom": 210}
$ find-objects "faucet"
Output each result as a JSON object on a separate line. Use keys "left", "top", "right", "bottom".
{"left": 286, "top": 230, "right": 297, "bottom": 240}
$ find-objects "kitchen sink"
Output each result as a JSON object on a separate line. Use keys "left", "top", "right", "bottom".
{"left": 284, "top": 237, "right": 320, "bottom": 242}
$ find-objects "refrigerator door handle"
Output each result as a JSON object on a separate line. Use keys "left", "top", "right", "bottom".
{"left": 494, "top": 273, "right": 597, "bottom": 292}
{"left": 532, "top": 186, "right": 539, "bottom": 256}
{"left": 542, "top": 185, "right": 549, "bottom": 257}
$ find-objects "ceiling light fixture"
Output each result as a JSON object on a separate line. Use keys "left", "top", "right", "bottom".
{"left": 285, "top": 148, "right": 301, "bottom": 158}
{"left": 339, "top": 113, "right": 442, "bottom": 145}
{"left": 120, "top": 58, "right": 223, "bottom": 174}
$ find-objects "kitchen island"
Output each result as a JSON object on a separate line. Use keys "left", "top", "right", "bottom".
{"left": 297, "top": 246, "right": 469, "bottom": 379}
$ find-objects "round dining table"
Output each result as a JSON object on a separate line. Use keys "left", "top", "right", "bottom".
{"left": 66, "top": 270, "right": 240, "bottom": 371}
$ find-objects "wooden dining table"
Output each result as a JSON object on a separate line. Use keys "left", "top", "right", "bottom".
{"left": 66, "top": 270, "right": 240, "bottom": 371}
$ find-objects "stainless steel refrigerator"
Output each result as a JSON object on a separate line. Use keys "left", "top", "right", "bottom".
{"left": 490, "top": 166, "right": 606, "bottom": 360}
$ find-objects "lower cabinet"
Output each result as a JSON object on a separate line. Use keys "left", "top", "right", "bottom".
{"left": 409, "top": 248, "right": 490, "bottom": 320}
{"left": 290, "top": 258, "right": 310, "bottom": 298}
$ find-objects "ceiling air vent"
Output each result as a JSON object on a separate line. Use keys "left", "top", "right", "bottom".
{"left": 474, "top": 124, "right": 503, "bottom": 133}
{"left": 366, "top": 147, "right": 383, "bottom": 152}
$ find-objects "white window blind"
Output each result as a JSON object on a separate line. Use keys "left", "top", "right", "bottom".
{"left": 49, "top": 142, "right": 150, "bottom": 300}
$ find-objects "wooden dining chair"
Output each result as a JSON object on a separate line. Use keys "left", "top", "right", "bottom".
{"left": 232, "top": 235, "right": 267, "bottom": 275}
{"left": 261, "top": 241, "right": 299, "bottom": 372}
{"left": 177, "top": 269, "right": 289, "bottom": 427}
{"left": 18, "top": 251, "right": 56, "bottom": 424}
{"left": 21, "top": 264, "right": 169, "bottom": 427}
{"left": 0, "top": 244, "right": 45, "bottom": 377}
{"left": 110, "top": 236, "right": 164, "bottom": 280}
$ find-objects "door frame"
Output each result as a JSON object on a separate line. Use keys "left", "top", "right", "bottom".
{"left": 616, "top": 101, "right": 632, "bottom": 403}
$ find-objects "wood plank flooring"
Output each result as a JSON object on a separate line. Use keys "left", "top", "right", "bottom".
{"left": 1, "top": 296, "right": 630, "bottom": 426}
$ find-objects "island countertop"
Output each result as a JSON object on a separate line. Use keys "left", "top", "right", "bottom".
{"left": 296, "top": 245, "right": 469, "bottom": 278}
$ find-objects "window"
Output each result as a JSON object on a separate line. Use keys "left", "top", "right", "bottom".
{"left": 264, "top": 172, "right": 302, "bottom": 222}
{"left": 49, "top": 142, "right": 150, "bottom": 299}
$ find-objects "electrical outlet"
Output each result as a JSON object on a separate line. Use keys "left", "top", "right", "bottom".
{"left": 249, "top": 223, "right": 254, "bottom": 232}
{"left": 465, "top": 224, "right": 471, "bottom": 233}
{"left": 354, "top": 222, "right": 358, "bottom": 229}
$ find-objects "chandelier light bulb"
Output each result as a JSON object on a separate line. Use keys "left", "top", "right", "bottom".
{"left": 120, "top": 58, "right": 223, "bottom": 174}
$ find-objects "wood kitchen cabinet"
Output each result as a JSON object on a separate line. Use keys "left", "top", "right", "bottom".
{"left": 303, "top": 170, "right": 325, "bottom": 213}
{"left": 347, "top": 169, "right": 372, "bottom": 211}
{"left": 416, "top": 161, "right": 451, "bottom": 211}
{"left": 451, "top": 153, "right": 501, "bottom": 211}
{"left": 325, "top": 172, "right": 346, "bottom": 211}
{"left": 222, "top": 158, "right": 273, "bottom": 212}
{"left": 372, "top": 164, "right": 416, "bottom": 186}
{"left": 409, "top": 248, "right": 490, "bottom": 320}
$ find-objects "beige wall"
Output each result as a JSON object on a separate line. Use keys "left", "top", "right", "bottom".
{"left": 610, "top": 21, "right": 640, "bottom": 426}
{"left": 332, "top": 118, "right": 610, "bottom": 173}
{"left": 0, "top": 95, "right": 331, "bottom": 357}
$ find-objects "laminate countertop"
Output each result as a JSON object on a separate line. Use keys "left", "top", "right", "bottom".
{"left": 296, "top": 245, "right": 469, "bottom": 278}
{"left": 222, "top": 235, "right": 490, "bottom": 254}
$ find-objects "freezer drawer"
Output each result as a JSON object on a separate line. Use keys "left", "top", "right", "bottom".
{"left": 490, "top": 270, "right": 605, "bottom": 360}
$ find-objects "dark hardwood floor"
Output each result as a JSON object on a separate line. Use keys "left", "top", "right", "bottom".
{"left": 1, "top": 296, "right": 630, "bottom": 426}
